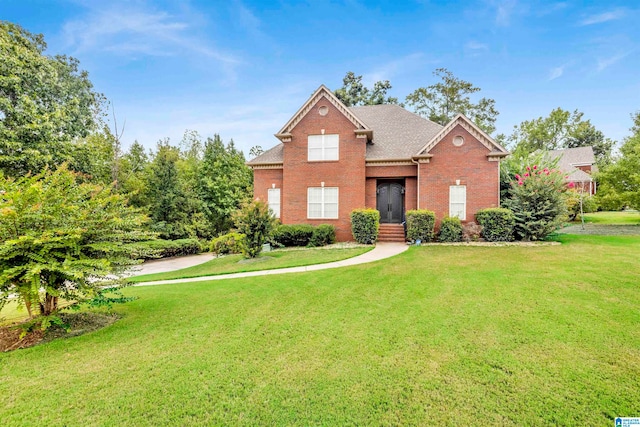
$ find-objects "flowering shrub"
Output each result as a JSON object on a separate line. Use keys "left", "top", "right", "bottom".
{"left": 503, "top": 164, "right": 568, "bottom": 241}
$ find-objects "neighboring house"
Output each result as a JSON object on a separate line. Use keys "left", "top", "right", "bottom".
{"left": 548, "top": 147, "right": 597, "bottom": 195}
{"left": 248, "top": 85, "right": 509, "bottom": 241}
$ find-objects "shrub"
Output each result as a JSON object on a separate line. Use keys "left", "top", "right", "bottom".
{"left": 309, "top": 224, "right": 336, "bottom": 247}
{"left": 271, "top": 224, "right": 315, "bottom": 247}
{"left": 438, "top": 217, "right": 463, "bottom": 242}
{"left": 502, "top": 164, "right": 568, "bottom": 241}
{"left": 405, "top": 210, "right": 435, "bottom": 242}
{"left": 127, "top": 239, "right": 203, "bottom": 260}
{"left": 476, "top": 208, "right": 515, "bottom": 242}
{"left": 565, "top": 190, "right": 598, "bottom": 221}
{"left": 210, "top": 232, "right": 246, "bottom": 255}
{"left": 350, "top": 209, "right": 379, "bottom": 244}
{"left": 462, "top": 222, "right": 483, "bottom": 242}
{"left": 233, "top": 200, "right": 278, "bottom": 258}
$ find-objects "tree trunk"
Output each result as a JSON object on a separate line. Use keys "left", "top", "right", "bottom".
{"left": 39, "top": 293, "right": 58, "bottom": 316}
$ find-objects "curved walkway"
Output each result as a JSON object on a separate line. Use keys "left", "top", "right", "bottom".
{"left": 135, "top": 242, "right": 408, "bottom": 287}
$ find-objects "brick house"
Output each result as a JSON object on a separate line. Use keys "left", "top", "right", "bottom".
{"left": 549, "top": 147, "right": 597, "bottom": 195}
{"left": 248, "top": 85, "right": 509, "bottom": 241}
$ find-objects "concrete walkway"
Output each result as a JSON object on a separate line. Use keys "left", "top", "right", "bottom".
{"left": 128, "top": 253, "right": 216, "bottom": 276}
{"left": 135, "top": 242, "right": 408, "bottom": 287}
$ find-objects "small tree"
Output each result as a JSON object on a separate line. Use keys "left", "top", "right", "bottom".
{"left": 503, "top": 165, "right": 568, "bottom": 241}
{"left": 233, "top": 200, "right": 277, "bottom": 258}
{"left": 0, "top": 165, "right": 150, "bottom": 321}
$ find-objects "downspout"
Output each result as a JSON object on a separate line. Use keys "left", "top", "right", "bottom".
{"left": 411, "top": 157, "right": 420, "bottom": 209}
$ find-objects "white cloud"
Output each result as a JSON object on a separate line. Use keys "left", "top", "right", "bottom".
{"left": 596, "top": 51, "right": 632, "bottom": 72}
{"left": 62, "top": 2, "right": 240, "bottom": 67}
{"left": 494, "top": 0, "right": 517, "bottom": 26}
{"left": 548, "top": 65, "right": 565, "bottom": 80}
{"left": 580, "top": 9, "right": 627, "bottom": 26}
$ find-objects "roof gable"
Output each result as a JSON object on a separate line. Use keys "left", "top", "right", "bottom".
{"left": 275, "top": 85, "right": 370, "bottom": 142}
{"left": 416, "top": 114, "right": 508, "bottom": 157}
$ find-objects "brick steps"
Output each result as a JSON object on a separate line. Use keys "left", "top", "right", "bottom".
{"left": 378, "top": 224, "right": 405, "bottom": 242}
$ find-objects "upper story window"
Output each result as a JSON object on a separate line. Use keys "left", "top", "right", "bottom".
{"left": 308, "top": 134, "right": 339, "bottom": 161}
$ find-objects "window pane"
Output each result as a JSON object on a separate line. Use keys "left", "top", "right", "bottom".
{"left": 308, "top": 188, "right": 322, "bottom": 203}
{"left": 324, "top": 134, "right": 339, "bottom": 148}
{"left": 324, "top": 147, "right": 338, "bottom": 160}
{"left": 308, "top": 135, "right": 323, "bottom": 149}
{"left": 450, "top": 203, "right": 464, "bottom": 219}
{"left": 324, "top": 203, "right": 338, "bottom": 218}
{"left": 308, "top": 203, "right": 322, "bottom": 218}
{"left": 324, "top": 188, "right": 338, "bottom": 203}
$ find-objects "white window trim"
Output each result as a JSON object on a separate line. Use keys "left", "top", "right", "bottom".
{"left": 307, "top": 187, "right": 339, "bottom": 219}
{"left": 308, "top": 134, "right": 339, "bottom": 161}
{"left": 267, "top": 188, "right": 280, "bottom": 219}
{"left": 449, "top": 185, "right": 466, "bottom": 220}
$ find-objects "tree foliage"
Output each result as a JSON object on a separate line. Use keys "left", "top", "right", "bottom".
{"left": 596, "top": 112, "right": 640, "bottom": 210}
{"left": 232, "top": 200, "right": 277, "bottom": 258}
{"left": 503, "top": 108, "right": 614, "bottom": 166}
{"left": 0, "top": 165, "right": 150, "bottom": 319}
{"left": 405, "top": 68, "right": 498, "bottom": 134}
{"left": 334, "top": 72, "right": 399, "bottom": 107}
{"left": 0, "top": 21, "right": 105, "bottom": 176}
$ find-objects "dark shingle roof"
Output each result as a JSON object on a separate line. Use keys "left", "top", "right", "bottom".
{"left": 349, "top": 105, "right": 443, "bottom": 160}
{"left": 248, "top": 104, "right": 445, "bottom": 165}
{"left": 548, "top": 147, "right": 597, "bottom": 181}
{"left": 246, "top": 143, "right": 283, "bottom": 165}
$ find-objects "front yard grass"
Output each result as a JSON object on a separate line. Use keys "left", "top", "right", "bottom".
{"left": 580, "top": 210, "right": 640, "bottom": 224}
{"left": 128, "top": 246, "right": 372, "bottom": 283}
{"left": 1, "top": 235, "right": 639, "bottom": 425}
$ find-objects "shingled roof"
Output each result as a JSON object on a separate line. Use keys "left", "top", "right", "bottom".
{"left": 349, "top": 104, "right": 443, "bottom": 160}
{"left": 548, "top": 146, "right": 597, "bottom": 181}
{"left": 247, "top": 100, "right": 507, "bottom": 166}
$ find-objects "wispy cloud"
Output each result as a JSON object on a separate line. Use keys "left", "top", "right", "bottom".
{"left": 580, "top": 8, "right": 627, "bottom": 26}
{"left": 363, "top": 53, "right": 426, "bottom": 86}
{"left": 62, "top": 2, "right": 240, "bottom": 67}
{"left": 548, "top": 65, "right": 566, "bottom": 81}
{"left": 494, "top": 0, "right": 517, "bottom": 26}
{"left": 596, "top": 51, "right": 633, "bottom": 72}
{"left": 464, "top": 41, "right": 489, "bottom": 57}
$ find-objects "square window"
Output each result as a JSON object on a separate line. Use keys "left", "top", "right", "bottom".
{"left": 308, "top": 134, "right": 339, "bottom": 161}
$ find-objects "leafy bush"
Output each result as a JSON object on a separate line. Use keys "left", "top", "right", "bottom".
{"left": 271, "top": 224, "right": 315, "bottom": 247}
{"left": 462, "top": 222, "right": 483, "bottom": 242}
{"left": 233, "top": 200, "right": 278, "bottom": 258}
{"left": 350, "top": 209, "right": 379, "bottom": 244}
{"left": 502, "top": 165, "right": 568, "bottom": 241}
{"left": 210, "top": 232, "right": 246, "bottom": 255}
{"left": 309, "top": 224, "right": 336, "bottom": 247}
{"left": 565, "top": 191, "right": 598, "bottom": 221}
{"left": 438, "top": 217, "right": 463, "bottom": 242}
{"left": 406, "top": 210, "right": 436, "bottom": 242}
{"left": 127, "top": 239, "right": 203, "bottom": 260}
{"left": 476, "top": 208, "right": 515, "bottom": 242}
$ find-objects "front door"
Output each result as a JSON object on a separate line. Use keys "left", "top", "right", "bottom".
{"left": 377, "top": 182, "right": 404, "bottom": 223}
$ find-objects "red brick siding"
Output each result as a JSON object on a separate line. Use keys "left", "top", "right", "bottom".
{"left": 282, "top": 98, "right": 367, "bottom": 241}
{"left": 365, "top": 164, "right": 417, "bottom": 178}
{"left": 419, "top": 124, "right": 499, "bottom": 228}
{"left": 253, "top": 168, "right": 283, "bottom": 216}
{"left": 576, "top": 165, "right": 592, "bottom": 174}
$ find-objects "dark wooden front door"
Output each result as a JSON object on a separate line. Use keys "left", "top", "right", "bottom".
{"left": 377, "top": 182, "right": 404, "bottom": 223}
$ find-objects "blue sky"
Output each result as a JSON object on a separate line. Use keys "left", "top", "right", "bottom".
{"left": 3, "top": 0, "right": 639, "bottom": 156}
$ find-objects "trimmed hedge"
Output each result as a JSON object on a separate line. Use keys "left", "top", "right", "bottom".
{"left": 476, "top": 208, "right": 515, "bottom": 242}
{"left": 406, "top": 210, "right": 435, "bottom": 242}
{"left": 127, "top": 239, "right": 203, "bottom": 260}
{"left": 210, "top": 232, "right": 246, "bottom": 255}
{"left": 271, "top": 224, "right": 315, "bottom": 247}
{"left": 309, "top": 224, "right": 336, "bottom": 247}
{"left": 438, "top": 216, "right": 463, "bottom": 242}
{"left": 350, "top": 209, "right": 379, "bottom": 244}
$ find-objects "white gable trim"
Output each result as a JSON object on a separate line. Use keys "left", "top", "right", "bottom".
{"left": 415, "top": 114, "right": 508, "bottom": 156}
{"left": 275, "top": 85, "right": 370, "bottom": 141}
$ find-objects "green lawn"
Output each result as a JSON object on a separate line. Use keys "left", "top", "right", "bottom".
{"left": 580, "top": 210, "right": 640, "bottom": 224}
{"left": 129, "top": 246, "right": 372, "bottom": 283}
{"left": 2, "top": 235, "right": 639, "bottom": 425}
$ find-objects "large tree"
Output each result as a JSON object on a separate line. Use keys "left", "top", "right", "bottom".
{"left": 504, "top": 108, "right": 614, "bottom": 166}
{"left": 334, "top": 72, "right": 399, "bottom": 107}
{"left": 405, "top": 68, "right": 499, "bottom": 134}
{"left": 0, "top": 21, "right": 105, "bottom": 176}
{"left": 0, "top": 165, "right": 149, "bottom": 318}
{"left": 596, "top": 112, "right": 640, "bottom": 210}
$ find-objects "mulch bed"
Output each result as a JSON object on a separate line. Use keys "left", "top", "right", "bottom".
{"left": 1, "top": 312, "right": 119, "bottom": 352}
